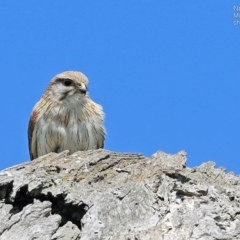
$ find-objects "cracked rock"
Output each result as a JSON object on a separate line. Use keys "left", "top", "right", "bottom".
{"left": 0, "top": 149, "right": 240, "bottom": 239}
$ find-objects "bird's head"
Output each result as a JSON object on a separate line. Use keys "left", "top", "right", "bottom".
{"left": 44, "top": 71, "right": 89, "bottom": 102}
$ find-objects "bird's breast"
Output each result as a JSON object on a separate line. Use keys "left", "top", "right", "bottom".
{"left": 38, "top": 105, "right": 100, "bottom": 154}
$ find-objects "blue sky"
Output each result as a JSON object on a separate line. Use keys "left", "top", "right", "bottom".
{"left": 0, "top": 1, "right": 240, "bottom": 174}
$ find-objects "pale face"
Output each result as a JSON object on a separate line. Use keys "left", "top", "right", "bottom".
{"left": 44, "top": 71, "right": 89, "bottom": 102}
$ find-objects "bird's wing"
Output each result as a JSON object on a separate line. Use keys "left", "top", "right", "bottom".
{"left": 28, "top": 110, "right": 39, "bottom": 160}
{"left": 97, "top": 129, "right": 105, "bottom": 149}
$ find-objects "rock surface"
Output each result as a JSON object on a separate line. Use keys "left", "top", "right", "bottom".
{"left": 0, "top": 149, "right": 240, "bottom": 240}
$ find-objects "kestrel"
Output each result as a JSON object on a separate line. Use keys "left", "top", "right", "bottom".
{"left": 28, "top": 71, "right": 105, "bottom": 160}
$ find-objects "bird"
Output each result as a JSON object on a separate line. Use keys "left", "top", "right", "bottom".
{"left": 28, "top": 71, "right": 105, "bottom": 160}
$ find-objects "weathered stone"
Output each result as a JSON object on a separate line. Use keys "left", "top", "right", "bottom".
{"left": 0, "top": 149, "right": 239, "bottom": 239}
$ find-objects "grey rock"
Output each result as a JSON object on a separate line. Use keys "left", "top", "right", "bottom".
{"left": 0, "top": 200, "right": 61, "bottom": 240}
{"left": 0, "top": 149, "right": 239, "bottom": 239}
{"left": 51, "top": 221, "right": 81, "bottom": 240}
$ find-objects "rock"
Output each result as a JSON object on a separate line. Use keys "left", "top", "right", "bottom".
{"left": 0, "top": 149, "right": 240, "bottom": 239}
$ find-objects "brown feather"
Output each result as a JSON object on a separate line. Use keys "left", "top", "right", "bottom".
{"left": 28, "top": 110, "right": 39, "bottom": 160}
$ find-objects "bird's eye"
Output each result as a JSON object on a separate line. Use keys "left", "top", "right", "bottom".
{"left": 63, "top": 80, "right": 73, "bottom": 86}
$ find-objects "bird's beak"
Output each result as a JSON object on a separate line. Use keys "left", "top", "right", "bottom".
{"left": 79, "top": 84, "right": 87, "bottom": 94}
